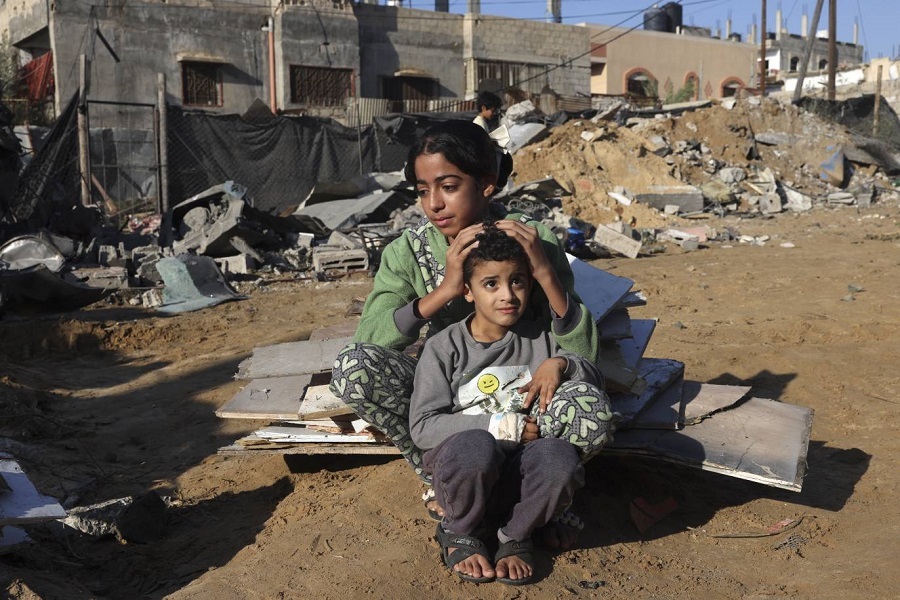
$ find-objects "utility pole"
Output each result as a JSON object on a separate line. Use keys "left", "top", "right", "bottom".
{"left": 828, "top": 0, "right": 836, "bottom": 100}
{"left": 793, "top": 0, "right": 825, "bottom": 102}
{"left": 759, "top": 0, "right": 767, "bottom": 95}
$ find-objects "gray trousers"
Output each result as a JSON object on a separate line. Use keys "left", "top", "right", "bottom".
{"left": 330, "top": 342, "right": 616, "bottom": 483}
{"left": 423, "top": 429, "right": 585, "bottom": 541}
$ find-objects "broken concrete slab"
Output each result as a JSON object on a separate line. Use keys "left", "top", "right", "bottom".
{"left": 592, "top": 224, "right": 642, "bottom": 259}
{"left": 636, "top": 185, "right": 705, "bottom": 213}
{"left": 609, "top": 358, "right": 684, "bottom": 428}
{"left": 156, "top": 255, "right": 245, "bottom": 314}
{"left": 506, "top": 123, "right": 550, "bottom": 155}
{"left": 608, "top": 191, "right": 632, "bottom": 206}
{"left": 681, "top": 381, "right": 752, "bottom": 425}
{"left": 759, "top": 193, "right": 784, "bottom": 214}
{"left": 717, "top": 167, "right": 746, "bottom": 183}
{"left": 63, "top": 492, "right": 167, "bottom": 543}
{"left": 499, "top": 176, "right": 572, "bottom": 202}
{"left": 295, "top": 190, "right": 414, "bottom": 233}
{"left": 781, "top": 185, "right": 813, "bottom": 212}
{"left": 700, "top": 179, "right": 734, "bottom": 204}
{"left": 567, "top": 255, "right": 634, "bottom": 322}
{"left": 0, "top": 458, "right": 67, "bottom": 526}
{"left": 827, "top": 192, "right": 856, "bottom": 205}
{"left": 607, "top": 396, "right": 813, "bottom": 492}
{"left": 216, "top": 375, "right": 312, "bottom": 420}
{"left": 236, "top": 337, "right": 352, "bottom": 380}
{"left": 215, "top": 254, "right": 258, "bottom": 275}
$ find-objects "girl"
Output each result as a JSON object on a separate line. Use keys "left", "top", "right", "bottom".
{"left": 330, "top": 120, "right": 606, "bottom": 548}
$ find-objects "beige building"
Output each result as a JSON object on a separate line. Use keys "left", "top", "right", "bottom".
{"left": 588, "top": 26, "right": 758, "bottom": 101}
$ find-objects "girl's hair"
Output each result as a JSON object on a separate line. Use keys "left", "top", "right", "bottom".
{"left": 404, "top": 120, "right": 510, "bottom": 190}
{"left": 463, "top": 222, "right": 529, "bottom": 284}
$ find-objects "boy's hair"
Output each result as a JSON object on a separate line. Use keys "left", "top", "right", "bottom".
{"left": 403, "top": 120, "right": 512, "bottom": 191}
{"left": 476, "top": 90, "right": 502, "bottom": 112}
{"left": 463, "top": 222, "right": 529, "bottom": 284}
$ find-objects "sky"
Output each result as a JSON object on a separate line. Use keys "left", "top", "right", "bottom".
{"left": 432, "top": 0, "right": 898, "bottom": 62}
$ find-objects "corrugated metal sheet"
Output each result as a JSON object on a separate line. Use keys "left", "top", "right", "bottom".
{"left": 346, "top": 98, "right": 390, "bottom": 127}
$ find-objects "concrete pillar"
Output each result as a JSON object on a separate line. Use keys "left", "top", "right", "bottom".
{"left": 853, "top": 20, "right": 859, "bottom": 45}
{"left": 750, "top": 23, "right": 757, "bottom": 45}
{"left": 467, "top": 0, "right": 480, "bottom": 15}
{"left": 801, "top": 12, "right": 808, "bottom": 38}
{"left": 776, "top": 8, "right": 783, "bottom": 41}
{"left": 726, "top": 18, "right": 732, "bottom": 38}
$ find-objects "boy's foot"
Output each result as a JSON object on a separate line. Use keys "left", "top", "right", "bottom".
{"left": 422, "top": 487, "right": 444, "bottom": 521}
{"left": 435, "top": 523, "right": 495, "bottom": 583}
{"left": 495, "top": 538, "right": 535, "bottom": 585}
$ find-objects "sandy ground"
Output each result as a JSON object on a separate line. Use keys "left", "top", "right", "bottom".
{"left": 1, "top": 199, "right": 899, "bottom": 599}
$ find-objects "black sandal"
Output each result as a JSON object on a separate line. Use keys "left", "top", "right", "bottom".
{"left": 494, "top": 537, "right": 535, "bottom": 586}
{"left": 434, "top": 523, "right": 495, "bottom": 583}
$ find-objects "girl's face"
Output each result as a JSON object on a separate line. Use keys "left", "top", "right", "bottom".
{"left": 414, "top": 152, "right": 494, "bottom": 241}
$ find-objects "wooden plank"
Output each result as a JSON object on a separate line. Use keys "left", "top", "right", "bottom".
{"left": 256, "top": 425, "right": 381, "bottom": 444}
{"left": 606, "top": 397, "right": 814, "bottom": 491}
{"left": 218, "top": 435, "right": 399, "bottom": 456}
{"left": 598, "top": 308, "right": 632, "bottom": 340}
{"left": 616, "top": 319, "right": 657, "bottom": 368}
{"left": 566, "top": 255, "right": 633, "bottom": 322}
{"left": 236, "top": 337, "right": 351, "bottom": 380}
{"left": 298, "top": 384, "right": 354, "bottom": 420}
{"left": 0, "top": 460, "right": 67, "bottom": 526}
{"left": 216, "top": 375, "right": 311, "bottom": 420}
{"left": 609, "top": 359, "right": 684, "bottom": 427}
{"left": 682, "top": 381, "right": 752, "bottom": 425}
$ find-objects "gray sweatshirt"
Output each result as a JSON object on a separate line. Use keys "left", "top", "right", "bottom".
{"left": 409, "top": 309, "right": 603, "bottom": 451}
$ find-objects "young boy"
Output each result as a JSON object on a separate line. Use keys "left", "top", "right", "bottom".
{"left": 409, "top": 224, "right": 614, "bottom": 585}
{"left": 472, "top": 90, "right": 502, "bottom": 133}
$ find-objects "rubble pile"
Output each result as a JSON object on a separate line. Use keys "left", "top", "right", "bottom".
{"left": 511, "top": 95, "right": 900, "bottom": 255}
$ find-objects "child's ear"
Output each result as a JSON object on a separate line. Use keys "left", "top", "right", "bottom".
{"left": 480, "top": 179, "right": 496, "bottom": 198}
{"left": 463, "top": 283, "right": 474, "bottom": 303}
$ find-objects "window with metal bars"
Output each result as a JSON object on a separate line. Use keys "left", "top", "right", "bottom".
{"left": 181, "top": 62, "right": 223, "bottom": 107}
{"left": 476, "top": 60, "right": 545, "bottom": 94}
{"left": 290, "top": 65, "right": 354, "bottom": 107}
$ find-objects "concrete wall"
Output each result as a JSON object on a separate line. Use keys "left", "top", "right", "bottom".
{"left": 278, "top": 4, "right": 360, "bottom": 115}
{"left": 768, "top": 34, "right": 864, "bottom": 78}
{"left": 589, "top": 26, "right": 757, "bottom": 99}
{"left": 51, "top": 1, "right": 269, "bottom": 113}
{"left": 464, "top": 16, "right": 590, "bottom": 98}
{"left": 356, "top": 6, "right": 464, "bottom": 99}
{"left": 1, "top": 0, "right": 49, "bottom": 50}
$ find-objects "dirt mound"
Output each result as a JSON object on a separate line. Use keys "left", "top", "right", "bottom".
{"left": 512, "top": 97, "right": 855, "bottom": 229}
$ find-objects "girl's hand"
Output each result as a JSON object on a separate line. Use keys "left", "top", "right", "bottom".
{"left": 520, "top": 416, "right": 540, "bottom": 443}
{"left": 438, "top": 223, "right": 484, "bottom": 298}
{"left": 419, "top": 223, "right": 483, "bottom": 318}
{"left": 520, "top": 357, "right": 566, "bottom": 413}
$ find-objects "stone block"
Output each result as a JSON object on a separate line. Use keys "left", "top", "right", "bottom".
{"left": 215, "top": 254, "right": 258, "bottom": 275}
{"left": 592, "top": 225, "right": 642, "bottom": 259}
{"left": 760, "top": 193, "right": 784, "bottom": 214}
{"left": 635, "top": 185, "right": 704, "bottom": 212}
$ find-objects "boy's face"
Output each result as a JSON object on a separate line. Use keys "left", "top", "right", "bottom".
{"left": 479, "top": 106, "right": 497, "bottom": 120}
{"left": 464, "top": 258, "right": 531, "bottom": 338}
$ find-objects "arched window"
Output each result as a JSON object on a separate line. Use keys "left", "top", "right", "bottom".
{"left": 789, "top": 56, "right": 800, "bottom": 72}
{"left": 624, "top": 68, "right": 657, "bottom": 98}
{"left": 684, "top": 72, "right": 700, "bottom": 100}
{"left": 720, "top": 77, "right": 745, "bottom": 98}
{"left": 819, "top": 58, "right": 828, "bottom": 70}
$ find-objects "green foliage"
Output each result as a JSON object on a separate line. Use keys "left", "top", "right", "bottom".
{"left": 664, "top": 80, "right": 696, "bottom": 105}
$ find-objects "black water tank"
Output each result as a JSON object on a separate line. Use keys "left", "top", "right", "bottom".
{"left": 435, "top": 0, "right": 449, "bottom": 11}
{"left": 644, "top": 7, "right": 670, "bottom": 32}
{"left": 663, "top": 2, "right": 683, "bottom": 33}
{"left": 728, "top": 32, "right": 742, "bottom": 42}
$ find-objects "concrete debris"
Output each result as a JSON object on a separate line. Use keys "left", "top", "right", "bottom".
{"left": 781, "top": 185, "right": 814, "bottom": 212}
{"left": 63, "top": 492, "right": 167, "bottom": 543}
{"left": 755, "top": 132, "right": 804, "bottom": 146}
{"left": 312, "top": 248, "right": 369, "bottom": 273}
{"left": 507, "top": 123, "right": 550, "bottom": 154}
{"left": 503, "top": 99, "right": 538, "bottom": 124}
{"left": 759, "top": 193, "right": 784, "bottom": 214}
{"left": 635, "top": 185, "right": 705, "bottom": 213}
{"left": 820, "top": 148, "right": 851, "bottom": 188}
{"left": 717, "top": 167, "right": 746, "bottom": 184}
{"left": 592, "top": 224, "right": 642, "bottom": 259}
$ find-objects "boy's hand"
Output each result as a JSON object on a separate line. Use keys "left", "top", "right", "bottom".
{"left": 520, "top": 358, "right": 566, "bottom": 413}
{"left": 521, "top": 416, "right": 539, "bottom": 443}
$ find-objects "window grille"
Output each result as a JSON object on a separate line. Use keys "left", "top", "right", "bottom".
{"left": 290, "top": 65, "right": 354, "bottom": 107}
{"left": 476, "top": 60, "right": 545, "bottom": 94}
{"left": 181, "top": 62, "right": 222, "bottom": 107}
